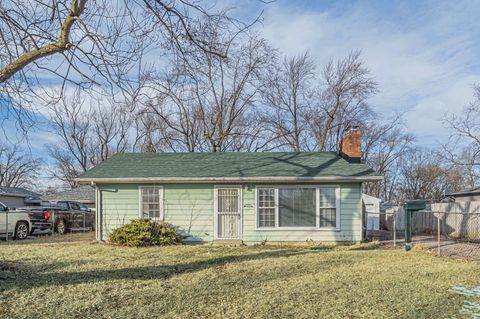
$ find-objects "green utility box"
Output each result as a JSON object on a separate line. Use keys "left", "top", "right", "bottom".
{"left": 403, "top": 199, "right": 426, "bottom": 251}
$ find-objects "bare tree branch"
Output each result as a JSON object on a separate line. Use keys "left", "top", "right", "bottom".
{"left": 0, "top": 143, "right": 40, "bottom": 187}
{"left": 0, "top": 0, "right": 86, "bottom": 83}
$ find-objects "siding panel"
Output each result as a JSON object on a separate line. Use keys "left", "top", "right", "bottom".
{"left": 97, "top": 182, "right": 362, "bottom": 243}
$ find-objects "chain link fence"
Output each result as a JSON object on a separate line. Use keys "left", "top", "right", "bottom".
{"left": 365, "top": 211, "right": 402, "bottom": 246}
{"left": 410, "top": 211, "right": 480, "bottom": 260}
{"left": 366, "top": 204, "right": 480, "bottom": 260}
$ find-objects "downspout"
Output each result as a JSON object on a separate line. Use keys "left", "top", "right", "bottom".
{"left": 93, "top": 182, "right": 102, "bottom": 241}
{"left": 361, "top": 183, "right": 366, "bottom": 241}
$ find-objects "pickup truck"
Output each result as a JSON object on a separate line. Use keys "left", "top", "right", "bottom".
{"left": 27, "top": 201, "right": 95, "bottom": 235}
{"left": 0, "top": 201, "right": 32, "bottom": 240}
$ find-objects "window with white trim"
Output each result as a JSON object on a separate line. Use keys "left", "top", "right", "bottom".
{"left": 258, "top": 188, "right": 276, "bottom": 227}
{"left": 139, "top": 186, "right": 163, "bottom": 219}
{"left": 256, "top": 186, "right": 340, "bottom": 229}
{"left": 319, "top": 187, "right": 337, "bottom": 227}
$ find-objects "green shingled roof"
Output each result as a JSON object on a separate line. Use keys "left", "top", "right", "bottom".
{"left": 77, "top": 152, "right": 381, "bottom": 182}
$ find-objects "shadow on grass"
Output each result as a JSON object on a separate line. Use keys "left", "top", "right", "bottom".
{"left": 0, "top": 232, "right": 95, "bottom": 246}
{"left": 307, "top": 245, "right": 336, "bottom": 251}
{"left": 0, "top": 247, "right": 337, "bottom": 292}
{"left": 348, "top": 242, "right": 382, "bottom": 251}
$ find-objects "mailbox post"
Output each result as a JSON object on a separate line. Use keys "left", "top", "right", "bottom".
{"left": 403, "top": 200, "right": 426, "bottom": 251}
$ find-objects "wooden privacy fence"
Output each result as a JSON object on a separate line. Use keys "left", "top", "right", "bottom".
{"left": 384, "top": 201, "right": 480, "bottom": 241}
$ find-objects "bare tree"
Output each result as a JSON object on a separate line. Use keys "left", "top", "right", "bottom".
{"left": 308, "top": 51, "right": 378, "bottom": 151}
{"left": 45, "top": 89, "right": 136, "bottom": 186}
{"left": 395, "top": 148, "right": 466, "bottom": 202}
{"left": 259, "top": 50, "right": 379, "bottom": 153}
{"left": 261, "top": 52, "right": 315, "bottom": 151}
{"left": 91, "top": 100, "right": 132, "bottom": 161}
{"left": 0, "top": 0, "right": 88, "bottom": 83}
{"left": 0, "top": 0, "right": 258, "bottom": 132}
{"left": 0, "top": 143, "right": 40, "bottom": 187}
{"left": 443, "top": 85, "right": 480, "bottom": 187}
{"left": 140, "top": 83, "right": 206, "bottom": 152}
{"left": 223, "top": 110, "right": 279, "bottom": 152}
{"left": 142, "top": 30, "right": 274, "bottom": 152}
{"left": 187, "top": 33, "right": 272, "bottom": 152}
{"left": 45, "top": 145, "right": 83, "bottom": 188}
{"left": 362, "top": 116, "right": 415, "bottom": 201}
{"left": 1, "top": 1, "right": 148, "bottom": 125}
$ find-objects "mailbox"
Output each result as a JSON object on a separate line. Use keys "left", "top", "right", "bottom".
{"left": 403, "top": 199, "right": 426, "bottom": 251}
{"left": 404, "top": 200, "right": 426, "bottom": 211}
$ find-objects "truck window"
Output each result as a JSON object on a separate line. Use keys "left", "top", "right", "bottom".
{"left": 70, "top": 202, "right": 80, "bottom": 210}
{"left": 56, "top": 202, "right": 69, "bottom": 210}
{"left": 78, "top": 203, "right": 89, "bottom": 211}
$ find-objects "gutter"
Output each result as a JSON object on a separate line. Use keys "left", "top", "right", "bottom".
{"left": 76, "top": 175, "right": 384, "bottom": 184}
{"left": 0, "top": 192, "right": 36, "bottom": 198}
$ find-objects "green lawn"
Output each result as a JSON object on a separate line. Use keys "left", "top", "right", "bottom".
{"left": 1, "top": 239, "right": 480, "bottom": 318}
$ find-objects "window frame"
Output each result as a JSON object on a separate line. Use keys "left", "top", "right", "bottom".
{"left": 257, "top": 187, "right": 278, "bottom": 228}
{"left": 255, "top": 185, "right": 341, "bottom": 231}
{"left": 138, "top": 185, "right": 164, "bottom": 220}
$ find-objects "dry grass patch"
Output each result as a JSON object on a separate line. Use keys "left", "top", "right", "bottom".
{"left": 1, "top": 241, "right": 479, "bottom": 318}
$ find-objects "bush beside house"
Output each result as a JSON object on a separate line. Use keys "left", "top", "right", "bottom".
{"left": 109, "top": 219, "right": 184, "bottom": 247}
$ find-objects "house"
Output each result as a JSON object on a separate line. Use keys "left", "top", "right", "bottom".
{"left": 446, "top": 186, "right": 480, "bottom": 202}
{"left": 77, "top": 128, "right": 382, "bottom": 243}
{"left": 42, "top": 185, "right": 96, "bottom": 209}
{"left": 0, "top": 186, "right": 42, "bottom": 209}
{"left": 362, "top": 194, "right": 381, "bottom": 230}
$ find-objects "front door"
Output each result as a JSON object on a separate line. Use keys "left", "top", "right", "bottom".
{"left": 215, "top": 187, "right": 242, "bottom": 239}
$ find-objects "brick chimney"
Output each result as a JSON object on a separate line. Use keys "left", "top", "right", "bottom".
{"left": 339, "top": 126, "right": 362, "bottom": 163}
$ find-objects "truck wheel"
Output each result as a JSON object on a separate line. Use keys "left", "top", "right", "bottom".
{"left": 55, "top": 219, "right": 66, "bottom": 235}
{"left": 14, "top": 222, "right": 29, "bottom": 240}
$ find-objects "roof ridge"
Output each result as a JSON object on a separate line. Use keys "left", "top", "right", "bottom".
{"left": 116, "top": 151, "right": 339, "bottom": 155}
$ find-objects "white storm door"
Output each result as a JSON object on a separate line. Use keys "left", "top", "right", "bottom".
{"left": 215, "top": 187, "right": 242, "bottom": 239}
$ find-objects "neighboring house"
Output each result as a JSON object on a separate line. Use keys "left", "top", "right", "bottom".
{"left": 362, "top": 194, "right": 381, "bottom": 230}
{"left": 77, "top": 128, "right": 382, "bottom": 243}
{"left": 446, "top": 186, "right": 480, "bottom": 202}
{"left": 0, "top": 186, "right": 42, "bottom": 209}
{"left": 42, "top": 185, "right": 96, "bottom": 209}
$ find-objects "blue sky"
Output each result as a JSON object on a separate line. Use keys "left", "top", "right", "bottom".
{"left": 2, "top": 0, "right": 480, "bottom": 157}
